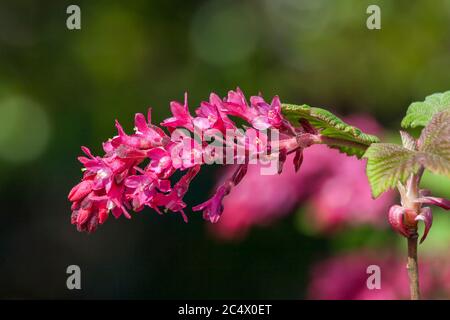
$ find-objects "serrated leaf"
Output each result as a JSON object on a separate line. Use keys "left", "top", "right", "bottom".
{"left": 363, "top": 143, "right": 421, "bottom": 198}
{"left": 282, "top": 104, "right": 380, "bottom": 158}
{"left": 401, "top": 91, "right": 450, "bottom": 128}
{"left": 400, "top": 130, "right": 417, "bottom": 151}
{"left": 417, "top": 110, "right": 450, "bottom": 177}
{"left": 365, "top": 112, "right": 450, "bottom": 198}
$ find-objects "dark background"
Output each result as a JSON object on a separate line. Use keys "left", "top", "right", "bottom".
{"left": 0, "top": 0, "right": 449, "bottom": 298}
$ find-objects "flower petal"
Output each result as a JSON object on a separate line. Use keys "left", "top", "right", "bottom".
{"left": 416, "top": 196, "right": 450, "bottom": 210}
{"left": 68, "top": 180, "right": 93, "bottom": 202}
{"left": 251, "top": 115, "right": 271, "bottom": 130}
{"left": 278, "top": 149, "right": 287, "bottom": 174}
{"left": 231, "top": 164, "right": 248, "bottom": 185}
{"left": 415, "top": 207, "right": 433, "bottom": 244}
{"left": 134, "top": 113, "right": 149, "bottom": 133}
{"left": 388, "top": 205, "right": 409, "bottom": 237}
{"left": 192, "top": 117, "right": 211, "bottom": 130}
{"left": 293, "top": 149, "right": 304, "bottom": 172}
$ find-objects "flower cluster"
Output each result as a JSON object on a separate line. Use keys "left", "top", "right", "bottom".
{"left": 208, "top": 115, "right": 394, "bottom": 240}
{"left": 68, "top": 89, "right": 314, "bottom": 232}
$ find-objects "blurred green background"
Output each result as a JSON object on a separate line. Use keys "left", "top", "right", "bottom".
{"left": 0, "top": 0, "right": 449, "bottom": 298}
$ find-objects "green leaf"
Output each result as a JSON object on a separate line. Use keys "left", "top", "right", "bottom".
{"left": 365, "top": 112, "right": 450, "bottom": 198}
{"left": 418, "top": 110, "right": 450, "bottom": 178}
{"left": 282, "top": 104, "right": 380, "bottom": 158}
{"left": 401, "top": 91, "right": 450, "bottom": 128}
{"left": 363, "top": 143, "right": 421, "bottom": 198}
{"left": 399, "top": 130, "right": 417, "bottom": 151}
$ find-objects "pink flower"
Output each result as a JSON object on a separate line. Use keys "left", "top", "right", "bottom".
{"left": 305, "top": 148, "right": 394, "bottom": 232}
{"left": 77, "top": 146, "right": 138, "bottom": 192}
{"left": 250, "top": 95, "right": 283, "bottom": 130}
{"left": 222, "top": 88, "right": 256, "bottom": 122}
{"left": 388, "top": 205, "right": 411, "bottom": 238}
{"left": 124, "top": 168, "right": 171, "bottom": 212}
{"left": 222, "top": 89, "right": 287, "bottom": 131}
{"left": 193, "top": 93, "right": 235, "bottom": 133}
{"left": 308, "top": 251, "right": 449, "bottom": 299}
{"left": 387, "top": 198, "right": 448, "bottom": 244}
{"left": 193, "top": 181, "right": 232, "bottom": 223}
{"left": 388, "top": 178, "right": 449, "bottom": 243}
{"left": 161, "top": 93, "right": 194, "bottom": 132}
{"left": 113, "top": 111, "right": 167, "bottom": 150}
{"left": 154, "top": 165, "right": 201, "bottom": 222}
{"left": 70, "top": 180, "right": 130, "bottom": 233}
{"left": 169, "top": 135, "right": 204, "bottom": 169}
{"left": 418, "top": 196, "right": 450, "bottom": 210}
{"left": 146, "top": 147, "right": 173, "bottom": 176}
{"left": 193, "top": 164, "right": 249, "bottom": 223}
{"left": 207, "top": 157, "right": 308, "bottom": 239}
{"left": 239, "top": 128, "right": 270, "bottom": 160}
{"left": 70, "top": 195, "right": 108, "bottom": 233}
{"left": 208, "top": 115, "right": 394, "bottom": 239}
{"left": 68, "top": 180, "right": 93, "bottom": 202}
{"left": 69, "top": 88, "right": 370, "bottom": 233}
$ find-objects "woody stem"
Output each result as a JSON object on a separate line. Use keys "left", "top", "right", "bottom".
{"left": 407, "top": 233, "right": 420, "bottom": 300}
{"left": 404, "top": 167, "right": 424, "bottom": 300}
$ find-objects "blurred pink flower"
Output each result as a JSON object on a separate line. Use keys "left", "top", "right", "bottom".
{"left": 209, "top": 154, "right": 312, "bottom": 240}
{"left": 209, "top": 115, "right": 395, "bottom": 240}
{"left": 305, "top": 148, "right": 394, "bottom": 233}
{"left": 308, "top": 251, "right": 449, "bottom": 300}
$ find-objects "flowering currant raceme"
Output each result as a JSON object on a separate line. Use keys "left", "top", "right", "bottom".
{"left": 68, "top": 88, "right": 375, "bottom": 233}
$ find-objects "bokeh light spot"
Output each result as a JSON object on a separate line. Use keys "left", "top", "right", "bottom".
{"left": 76, "top": 6, "right": 148, "bottom": 83}
{"left": 0, "top": 95, "right": 50, "bottom": 163}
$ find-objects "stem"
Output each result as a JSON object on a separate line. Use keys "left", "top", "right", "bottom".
{"left": 407, "top": 233, "right": 420, "bottom": 300}
{"left": 403, "top": 167, "right": 424, "bottom": 300}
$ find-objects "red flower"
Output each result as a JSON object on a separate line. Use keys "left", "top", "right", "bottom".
{"left": 161, "top": 93, "right": 194, "bottom": 132}
{"left": 69, "top": 89, "right": 334, "bottom": 232}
